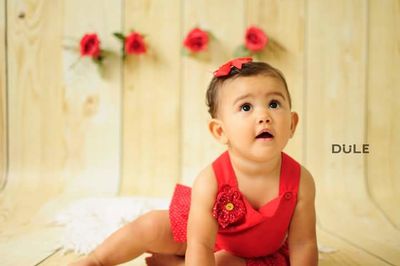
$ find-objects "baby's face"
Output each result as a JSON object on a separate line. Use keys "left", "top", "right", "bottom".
{"left": 215, "top": 75, "right": 297, "bottom": 161}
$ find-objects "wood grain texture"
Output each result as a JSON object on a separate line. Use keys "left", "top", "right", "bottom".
{"left": 39, "top": 251, "right": 148, "bottom": 266}
{"left": 0, "top": 227, "right": 63, "bottom": 266}
{"left": 317, "top": 228, "right": 392, "bottom": 266}
{"left": 306, "top": 0, "right": 400, "bottom": 264}
{"left": 62, "top": 0, "right": 121, "bottom": 197}
{"left": 39, "top": 228, "right": 392, "bottom": 266}
{"left": 1, "top": 0, "right": 123, "bottom": 262}
{"left": 0, "top": 0, "right": 6, "bottom": 192}
{"left": 246, "top": 0, "right": 305, "bottom": 162}
{"left": 122, "top": 0, "right": 181, "bottom": 196}
{"left": 3, "top": 0, "right": 65, "bottom": 227}
{"left": 180, "top": 0, "right": 244, "bottom": 185}
{"left": 366, "top": 0, "right": 400, "bottom": 229}
{"left": 306, "top": 0, "right": 368, "bottom": 201}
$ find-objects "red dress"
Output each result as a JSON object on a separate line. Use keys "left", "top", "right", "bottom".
{"left": 169, "top": 151, "right": 301, "bottom": 265}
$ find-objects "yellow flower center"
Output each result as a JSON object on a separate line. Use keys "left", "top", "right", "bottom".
{"left": 225, "top": 202, "right": 234, "bottom": 211}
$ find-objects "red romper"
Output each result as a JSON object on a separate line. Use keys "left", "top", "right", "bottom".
{"left": 169, "top": 151, "right": 301, "bottom": 266}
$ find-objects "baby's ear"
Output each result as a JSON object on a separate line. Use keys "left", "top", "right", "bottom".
{"left": 208, "top": 118, "right": 228, "bottom": 145}
{"left": 290, "top": 112, "right": 299, "bottom": 138}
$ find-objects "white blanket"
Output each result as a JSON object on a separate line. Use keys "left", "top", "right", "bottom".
{"left": 52, "top": 196, "right": 169, "bottom": 255}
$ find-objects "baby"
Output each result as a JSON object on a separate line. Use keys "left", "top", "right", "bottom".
{"left": 71, "top": 58, "right": 318, "bottom": 266}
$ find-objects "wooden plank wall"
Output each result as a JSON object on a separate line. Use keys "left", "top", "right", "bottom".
{"left": 121, "top": 0, "right": 181, "bottom": 196}
{"left": 181, "top": 0, "right": 244, "bottom": 184}
{"left": 0, "top": 0, "right": 121, "bottom": 229}
{"left": 0, "top": 0, "right": 399, "bottom": 265}
{"left": 0, "top": 0, "right": 6, "bottom": 192}
{"left": 2, "top": 0, "right": 65, "bottom": 227}
{"left": 305, "top": 0, "right": 400, "bottom": 264}
{"left": 62, "top": 0, "right": 121, "bottom": 197}
{"left": 367, "top": 0, "right": 400, "bottom": 229}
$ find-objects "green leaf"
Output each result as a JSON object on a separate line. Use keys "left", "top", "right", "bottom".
{"left": 93, "top": 55, "right": 104, "bottom": 65}
{"left": 101, "top": 49, "right": 117, "bottom": 57}
{"left": 121, "top": 43, "right": 126, "bottom": 59}
{"left": 233, "top": 45, "right": 251, "bottom": 58}
{"left": 113, "top": 32, "right": 125, "bottom": 41}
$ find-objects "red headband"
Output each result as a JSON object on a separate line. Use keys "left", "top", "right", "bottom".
{"left": 213, "top": 57, "right": 253, "bottom": 77}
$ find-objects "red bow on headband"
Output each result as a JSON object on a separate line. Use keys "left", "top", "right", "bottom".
{"left": 213, "top": 57, "right": 253, "bottom": 77}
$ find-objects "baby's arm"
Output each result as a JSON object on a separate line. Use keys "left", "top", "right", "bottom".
{"left": 287, "top": 167, "right": 318, "bottom": 266}
{"left": 185, "top": 166, "right": 219, "bottom": 266}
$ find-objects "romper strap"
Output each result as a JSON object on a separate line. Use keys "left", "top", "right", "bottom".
{"left": 279, "top": 152, "right": 301, "bottom": 195}
{"left": 212, "top": 151, "right": 238, "bottom": 189}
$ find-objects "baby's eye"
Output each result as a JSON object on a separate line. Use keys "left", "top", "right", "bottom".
{"left": 269, "top": 100, "right": 280, "bottom": 109}
{"left": 240, "top": 103, "right": 252, "bottom": 112}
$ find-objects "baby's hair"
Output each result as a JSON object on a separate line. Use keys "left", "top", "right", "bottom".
{"left": 206, "top": 61, "right": 292, "bottom": 118}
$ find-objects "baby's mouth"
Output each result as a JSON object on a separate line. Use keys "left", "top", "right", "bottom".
{"left": 255, "top": 131, "right": 274, "bottom": 139}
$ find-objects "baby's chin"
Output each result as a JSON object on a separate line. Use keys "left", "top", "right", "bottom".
{"left": 252, "top": 151, "right": 281, "bottom": 162}
{"left": 232, "top": 149, "right": 281, "bottom": 163}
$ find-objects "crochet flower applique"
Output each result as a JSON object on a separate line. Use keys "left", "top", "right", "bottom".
{"left": 212, "top": 185, "right": 246, "bottom": 228}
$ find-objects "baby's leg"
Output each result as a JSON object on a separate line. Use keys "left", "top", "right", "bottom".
{"left": 215, "top": 250, "right": 246, "bottom": 266}
{"left": 145, "top": 249, "right": 246, "bottom": 266}
{"left": 70, "top": 210, "right": 186, "bottom": 266}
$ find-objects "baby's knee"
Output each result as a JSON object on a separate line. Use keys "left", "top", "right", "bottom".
{"left": 136, "top": 210, "right": 166, "bottom": 243}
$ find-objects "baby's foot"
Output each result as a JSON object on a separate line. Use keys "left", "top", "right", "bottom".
{"left": 145, "top": 253, "right": 185, "bottom": 266}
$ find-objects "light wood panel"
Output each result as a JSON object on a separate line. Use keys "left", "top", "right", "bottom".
{"left": 0, "top": 0, "right": 6, "bottom": 192}
{"left": 122, "top": 0, "right": 181, "bottom": 196}
{"left": 62, "top": 0, "right": 121, "bottom": 197}
{"left": 246, "top": 0, "right": 305, "bottom": 162}
{"left": 306, "top": 0, "right": 400, "bottom": 264}
{"left": 39, "top": 251, "right": 148, "bottom": 266}
{"left": 0, "top": 226, "right": 63, "bottom": 266}
{"left": 306, "top": 0, "right": 368, "bottom": 201}
{"left": 367, "top": 0, "right": 400, "bottom": 228}
{"left": 317, "top": 229, "right": 392, "bottom": 266}
{"left": 2, "top": 0, "right": 65, "bottom": 228}
{"left": 181, "top": 0, "right": 244, "bottom": 185}
{"left": 0, "top": 1, "right": 123, "bottom": 263}
{"left": 40, "top": 228, "right": 393, "bottom": 266}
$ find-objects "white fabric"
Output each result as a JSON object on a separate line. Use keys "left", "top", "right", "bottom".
{"left": 52, "top": 196, "right": 169, "bottom": 255}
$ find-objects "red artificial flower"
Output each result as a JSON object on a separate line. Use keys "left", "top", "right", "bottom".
{"left": 214, "top": 57, "right": 253, "bottom": 77}
{"left": 212, "top": 185, "right": 246, "bottom": 228}
{"left": 125, "top": 32, "right": 147, "bottom": 55}
{"left": 183, "top": 28, "right": 209, "bottom": 53}
{"left": 80, "top": 33, "right": 101, "bottom": 58}
{"left": 245, "top": 26, "right": 268, "bottom": 52}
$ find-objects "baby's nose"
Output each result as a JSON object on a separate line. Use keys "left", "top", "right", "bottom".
{"left": 258, "top": 117, "right": 271, "bottom": 124}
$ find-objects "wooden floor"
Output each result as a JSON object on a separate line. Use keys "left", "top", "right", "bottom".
{"left": 38, "top": 228, "right": 395, "bottom": 266}
{"left": 1, "top": 195, "right": 399, "bottom": 266}
{"left": 1, "top": 224, "right": 398, "bottom": 266}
